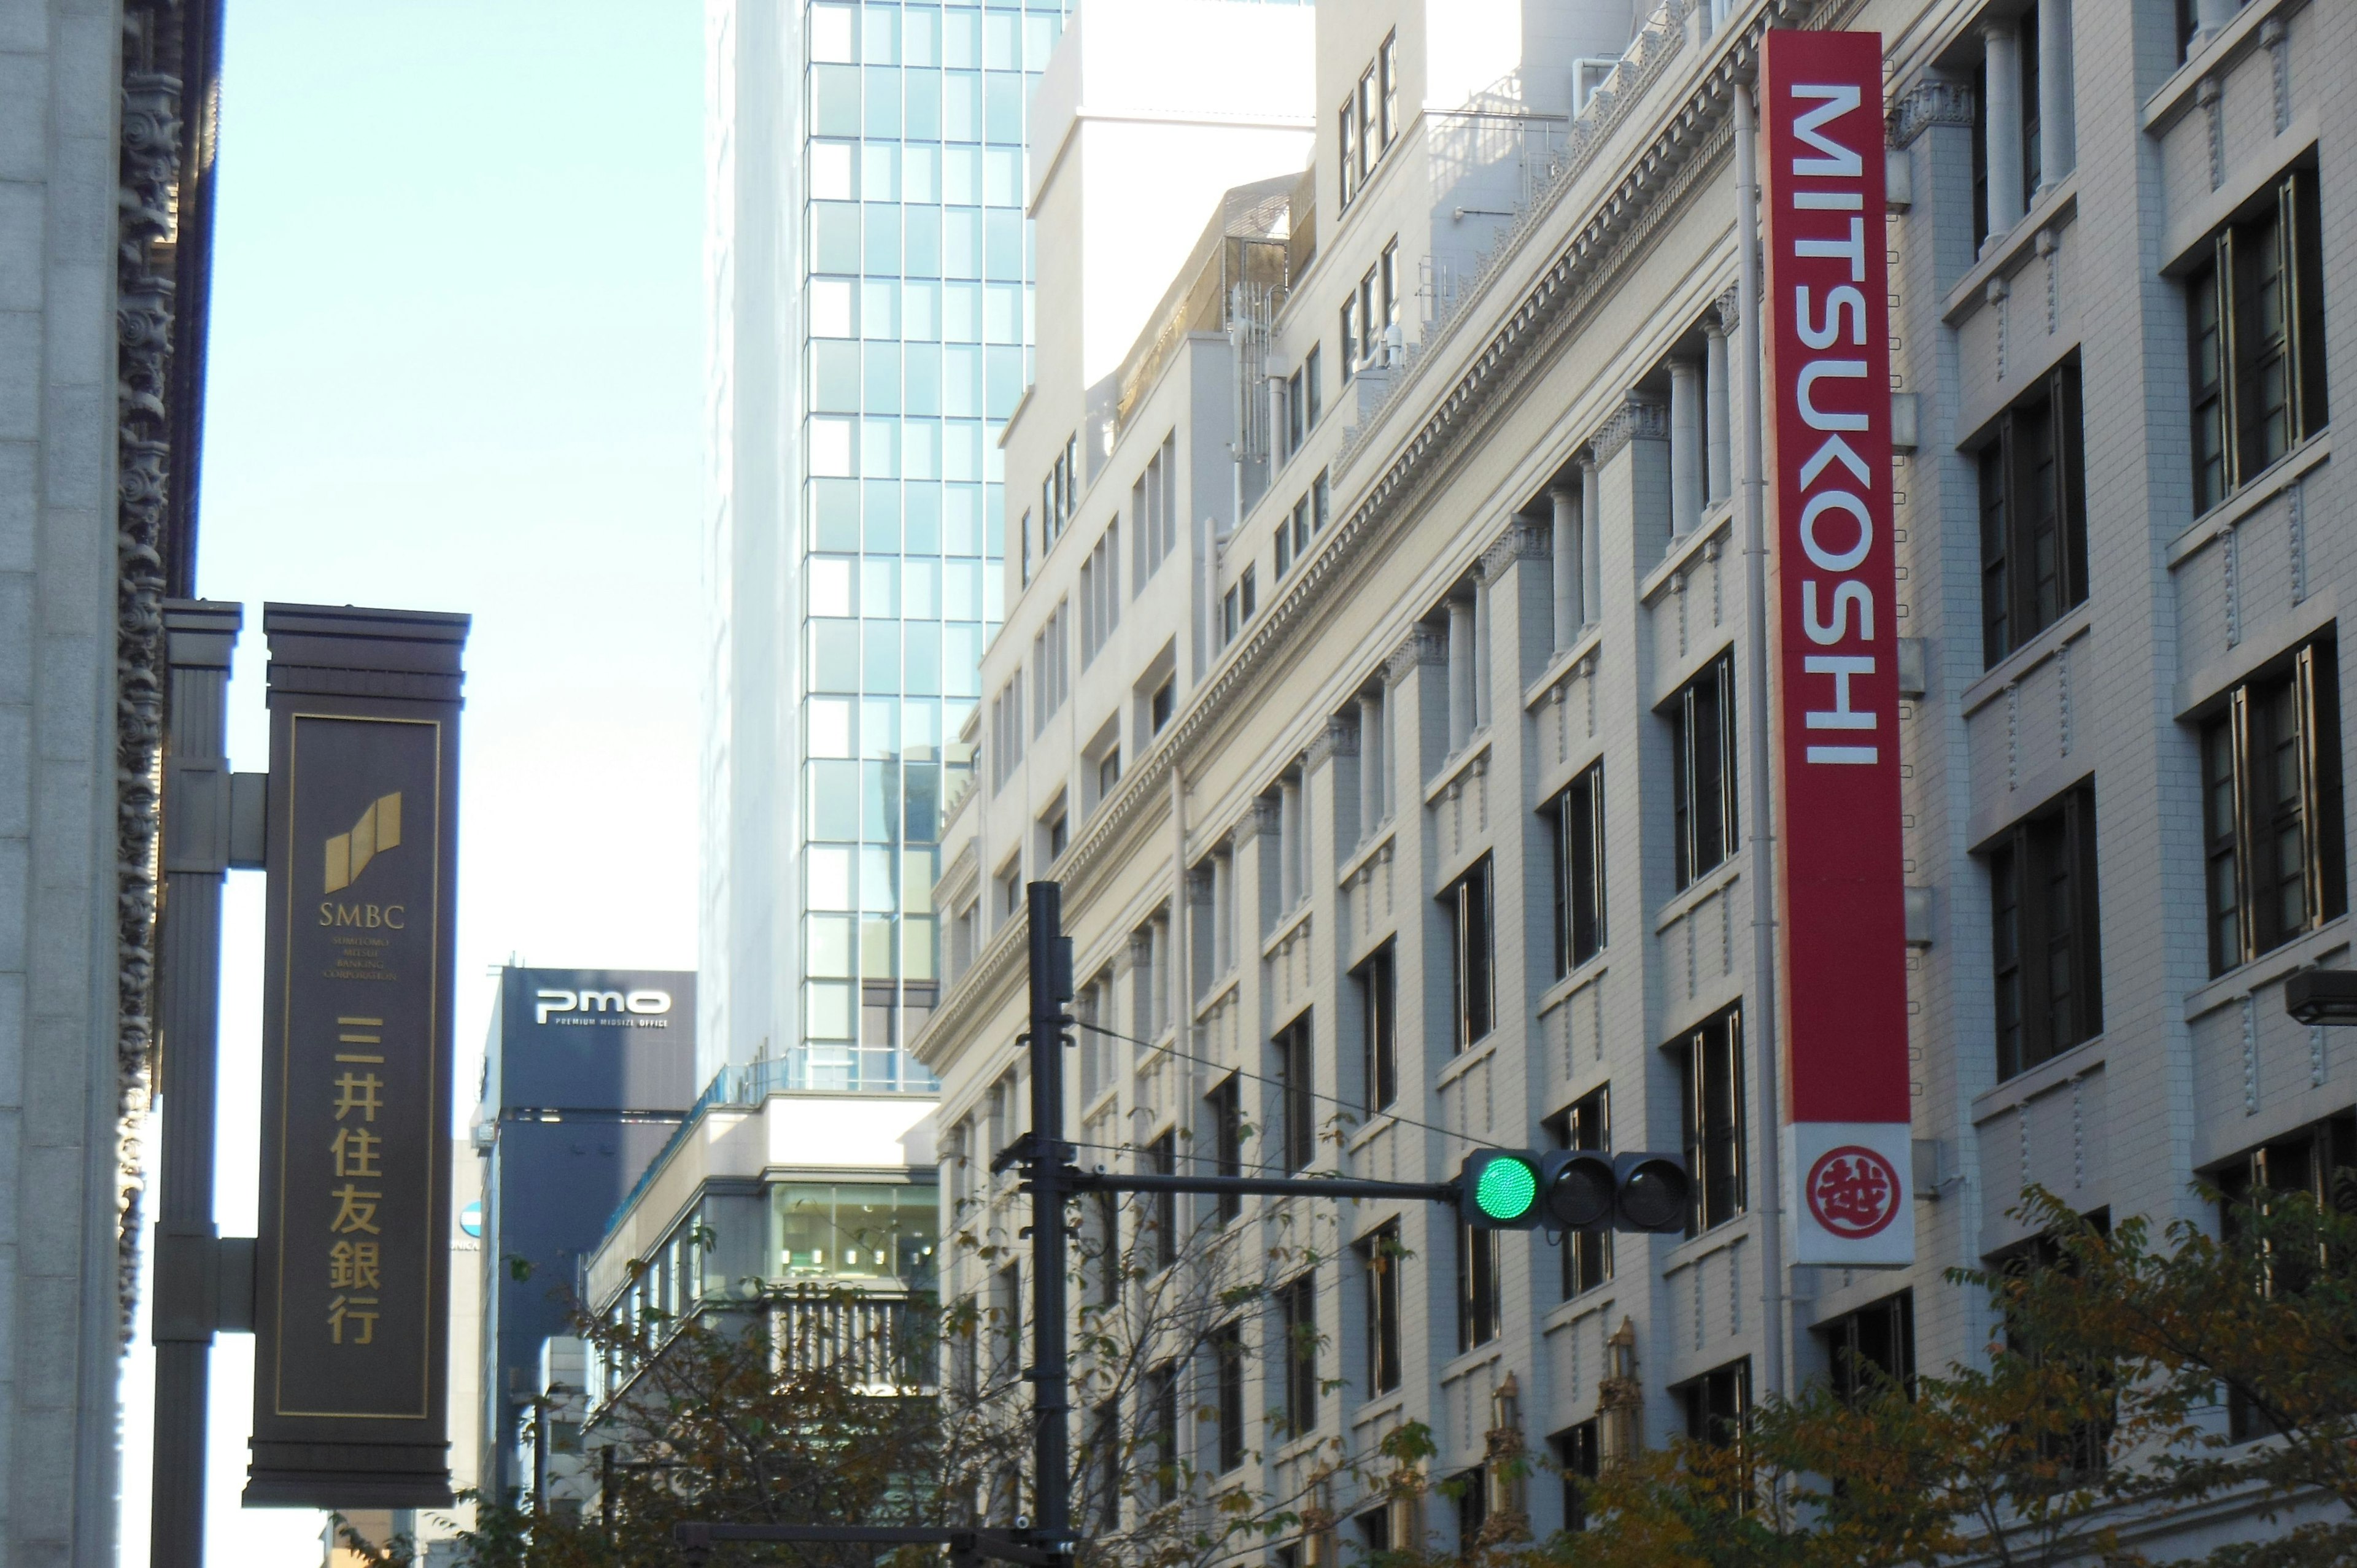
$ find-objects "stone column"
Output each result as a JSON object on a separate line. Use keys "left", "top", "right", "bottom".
{"left": 1446, "top": 598, "right": 1477, "bottom": 754}
{"left": 2037, "top": 0, "right": 2073, "bottom": 195}
{"left": 1358, "top": 692, "right": 1386, "bottom": 833}
{"left": 1703, "top": 320, "right": 1732, "bottom": 506}
{"left": 1210, "top": 851, "right": 1233, "bottom": 975}
{"left": 1670, "top": 357, "right": 1703, "bottom": 535}
{"left": 1279, "top": 777, "right": 1303, "bottom": 911}
{"left": 1580, "top": 457, "right": 1603, "bottom": 625}
{"left": 1550, "top": 486, "right": 1582, "bottom": 649}
{"left": 1150, "top": 913, "right": 1170, "bottom": 1035}
{"left": 1983, "top": 19, "right": 2026, "bottom": 244}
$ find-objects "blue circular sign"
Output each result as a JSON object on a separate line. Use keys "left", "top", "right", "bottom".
{"left": 459, "top": 1200, "right": 484, "bottom": 1239}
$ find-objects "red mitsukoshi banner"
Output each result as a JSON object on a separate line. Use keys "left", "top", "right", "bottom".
{"left": 1761, "top": 28, "right": 1914, "bottom": 1267}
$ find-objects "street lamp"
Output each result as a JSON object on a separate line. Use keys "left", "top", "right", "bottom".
{"left": 2283, "top": 968, "right": 2357, "bottom": 1025}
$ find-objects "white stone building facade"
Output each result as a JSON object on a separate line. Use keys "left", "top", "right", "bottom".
{"left": 921, "top": 0, "right": 2357, "bottom": 1558}
{"left": 1, "top": 0, "right": 217, "bottom": 1561}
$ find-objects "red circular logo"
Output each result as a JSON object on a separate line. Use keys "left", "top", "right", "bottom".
{"left": 1805, "top": 1145, "right": 1903, "bottom": 1238}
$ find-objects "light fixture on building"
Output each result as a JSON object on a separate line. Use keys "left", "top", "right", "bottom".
{"left": 2284, "top": 969, "right": 2357, "bottom": 1025}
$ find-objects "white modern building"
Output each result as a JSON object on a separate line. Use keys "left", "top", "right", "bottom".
{"left": 702, "top": 0, "right": 1081, "bottom": 1096}
{"left": 921, "top": 0, "right": 2357, "bottom": 1557}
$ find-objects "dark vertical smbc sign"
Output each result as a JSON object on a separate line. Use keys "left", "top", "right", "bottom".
{"left": 247, "top": 605, "right": 468, "bottom": 1505}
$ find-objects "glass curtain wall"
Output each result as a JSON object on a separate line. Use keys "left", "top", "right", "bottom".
{"left": 798, "top": 1, "right": 1059, "bottom": 1090}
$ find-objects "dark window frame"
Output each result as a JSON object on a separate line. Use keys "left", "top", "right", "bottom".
{"left": 1976, "top": 361, "right": 2089, "bottom": 666}
{"left": 1441, "top": 856, "right": 1496, "bottom": 1053}
{"left": 2208, "top": 1110, "right": 2357, "bottom": 1440}
{"left": 1549, "top": 762, "right": 1608, "bottom": 977}
{"left": 1680, "top": 1358, "right": 1752, "bottom": 1448}
{"left": 1275, "top": 1013, "right": 1315, "bottom": 1173}
{"left": 1817, "top": 1289, "right": 1917, "bottom": 1405}
{"left": 1455, "top": 1220, "right": 1501, "bottom": 1353}
{"left": 1359, "top": 1220, "right": 1402, "bottom": 1396}
{"left": 1278, "top": 1270, "right": 1319, "bottom": 1437}
{"left": 1669, "top": 652, "right": 1739, "bottom": 890}
{"left": 1212, "top": 1320, "right": 1246, "bottom": 1473}
{"left": 1673, "top": 1006, "right": 1746, "bottom": 1237}
{"left": 1550, "top": 1421, "right": 1598, "bottom": 1532}
{"left": 1355, "top": 943, "right": 1398, "bottom": 1114}
{"left": 1206, "top": 1076, "right": 1243, "bottom": 1224}
{"left": 2200, "top": 639, "right": 2347, "bottom": 976}
{"left": 1147, "top": 1130, "right": 1177, "bottom": 1269}
{"left": 2188, "top": 163, "right": 2329, "bottom": 515}
{"left": 1987, "top": 779, "right": 2104, "bottom": 1081}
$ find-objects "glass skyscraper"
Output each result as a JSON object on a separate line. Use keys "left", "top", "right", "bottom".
{"left": 705, "top": 0, "right": 1064, "bottom": 1093}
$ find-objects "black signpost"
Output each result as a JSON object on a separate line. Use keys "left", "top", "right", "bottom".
{"left": 246, "top": 603, "right": 469, "bottom": 1506}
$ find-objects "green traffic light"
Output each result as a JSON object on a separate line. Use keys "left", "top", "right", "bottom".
{"left": 1474, "top": 1156, "right": 1539, "bottom": 1221}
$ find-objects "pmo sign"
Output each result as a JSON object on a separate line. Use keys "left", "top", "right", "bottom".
{"left": 489, "top": 967, "right": 697, "bottom": 1114}
{"left": 534, "top": 987, "right": 674, "bottom": 1025}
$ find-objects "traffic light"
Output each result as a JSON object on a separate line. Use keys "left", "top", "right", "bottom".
{"left": 1462, "top": 1148, "right": 1693, "bottom": 1234}
{"left": 1460, "top": 1149, "right": 1545, "bottom": 1229}
{"left": 1608, "top": 1152, "right": 1690, "bottom": 1234}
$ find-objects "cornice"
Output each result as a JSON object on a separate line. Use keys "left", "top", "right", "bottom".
{"left": 914, "top": 907, "right": 1028, "bottom": 1075}
{"left": 1236, "top": 795, "right": 1283, "bottom": 846}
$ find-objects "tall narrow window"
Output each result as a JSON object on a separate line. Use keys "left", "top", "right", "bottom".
{"left": 1977, "top": 362, "right": 2089, "bottom": 666}
{"left": 1212, "top": 1321, "right": 1245, "bottom": 1472}
{"left": 1207, "top": 1075, "right": 1243, "bottom": 1223}
{"left": 1817, "top": 1290, "right": 1917, "bottom": 1405}
{"left": 1456, "top": 1221, "right": 1501, "bottom": 1352}
{"left": 1550, "top": 1422, "right": 1599, "bottom": 1532}
{"left": 1670, "top": 652, "right": 1739, "bottom": 889}
{"left": 1355, "top": 943, "right": 1397, "bottom": 1113}
{"left": 1278, "top": 1272, "right": 1318, "bottom": 1437}
{"left": 1549, "top": 762, "right": 1606, "bottom": 977}
{"left": 2202, "top": 641, "right": 2348, "bottom": 975}
{"left": 2210, "top": 1111, "right": 2356, "bottom": 1439}
{"left": 2188, "top": 164, "right": 2329, "bottom": 515}
{"left": 1548, "top": 1087, "right": 1613, "bottom": 1298}
{"left": 1987, "top": 781, "right": 2103, "bottom": 1079}
{"left": 1306, "top": 346, "right": 1324, "bottom": 428}
{"left": 1144, "top": 1361, "right": 1178, "bottom": 1502}
{"left": 1681, "top": 1359, "right": 1752, "bottom": 1446}
{"left": 1147, "top": 1130, "right": 1177, "bottom": 1269}
{"left": 1359, "top": 1221, "right": 1402, "bottom": 1396}
{"left": 1340, "top": 297, "right": 1360, "bottom": 385}
{"left": 1441, "top": 857, "right": 1495, "bottom": 1052}
{"left": 1675, "top": 1006, "right": 1746, "bottom": 1235}
{"left": 1275, "top": 1014, "right": 1315, "bottom": 1173}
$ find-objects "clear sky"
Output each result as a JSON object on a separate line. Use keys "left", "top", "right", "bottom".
{"left": 117, "top": 2, "right": 704, "bottom": 1561}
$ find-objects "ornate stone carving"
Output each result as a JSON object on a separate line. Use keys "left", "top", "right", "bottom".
{"left": 1477, "top": 517, "right": 1549, "bottom": 583}
{"left": 1385, "top": 624, "right": 1447, "bottom": 684}
{"left": 1887, "top": 79, "right": 1976, "bottom": 148}
{"left": 1712, "top": 284, "right": 1740, "bottom": 332}
{"left": 1306, "top": 714, "right": 1358, "bottom": 770}
{"left": 1589, "top": 395, "right": 1668, "bottom": 464}
{"left": 1237, "top": 794, "right": 1283, "bottom": 844}
{"left": 115, "top": 3, "right": 190, "bottom": 1340}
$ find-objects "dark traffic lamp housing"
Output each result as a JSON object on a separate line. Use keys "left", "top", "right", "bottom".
{"left": 1460, "top": 1148, "right": 1690, "bottom": 1234}
{"left": 2285, "top": 968, "right": 2357, "bottom": 1025}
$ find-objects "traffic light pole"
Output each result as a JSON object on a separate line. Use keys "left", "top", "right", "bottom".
{"left": 682, "top": 879, "right": 1673, "bottom": 1563}
{"left": 1024, "top": 882, "right": 1077, "bottom": 1566}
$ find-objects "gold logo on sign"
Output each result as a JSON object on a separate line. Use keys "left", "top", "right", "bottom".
{"left": 324, "top": 792, "right": 403, "bottom": 894}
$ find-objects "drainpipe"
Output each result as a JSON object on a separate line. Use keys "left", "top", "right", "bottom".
{"left": 1736, "top": 78, "right": 1790, "bottom": 1405}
